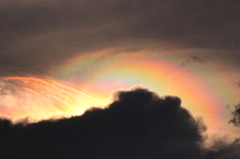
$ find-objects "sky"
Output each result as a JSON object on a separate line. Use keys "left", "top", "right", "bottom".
{"left": 0, "top": 0, "right": 240, "bottom": 158}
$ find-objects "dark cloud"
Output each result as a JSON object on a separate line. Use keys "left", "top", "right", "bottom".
{"left": 205, "top": 140, "right": 240, "bottom": 159}
{"left": 0, "top": 88, "right": 239, "bottom": 159}
{"left": 0, "top": 0, "right": 239, "bottom": 74}
{"left": 0, "top": 88, "right": 207, "bottom": 159}
{"left": 229, "top": 103, "right": 240, "bottom": 127}
{"left": 180, "top": 55, "right": 209, "bottom": 67}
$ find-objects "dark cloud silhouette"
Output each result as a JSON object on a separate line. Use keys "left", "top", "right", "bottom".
{"left": 0, "top": 88, "right": 207, "bottom": 159}
{"left": 205, "top": 140, "right": 240, "bottom": 159}
{"left": 0, "top": 0, "right": 240, "bottom": 74}
{"left": 0, "top": 88, "right": 239, "bottom": 159}
{"left": 229, "top": 103, "right": 240, "bottom": 127}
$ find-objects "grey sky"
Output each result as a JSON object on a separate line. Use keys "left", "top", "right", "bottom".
{"left": 0, "top": 0, "right": 239, "bottom": 74}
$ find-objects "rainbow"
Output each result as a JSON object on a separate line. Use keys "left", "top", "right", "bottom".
{"left": 50, "top": 49, "right": 225, "bottom": 134}
{"left": 1, "top": 47, "right": 239, "bottom": 144}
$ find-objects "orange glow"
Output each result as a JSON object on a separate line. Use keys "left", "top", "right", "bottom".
{"left": 0, "top": 76, "right": 108, "bottom": 123}
{"left": 50, "top": 50, "right": 225, "bottom": 135}
{"left": 0, "top": 48, "right": 234, "bottom": 140}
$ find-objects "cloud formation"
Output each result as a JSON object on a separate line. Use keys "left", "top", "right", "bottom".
{"left": 229, "top": 103, "right": 240, "bottom": 127}
{"left": 0, "top": 88, "right": 205, "bottom": 159}
{"left": 0, "top": 88, "right": 239, "bottom": 159}
{"left": 0, "top": 0, "right": 240, "bottom": 74}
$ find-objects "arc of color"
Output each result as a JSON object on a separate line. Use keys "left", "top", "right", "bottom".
{"left": 50, "top": 51, "right": 225, "bottom": 134}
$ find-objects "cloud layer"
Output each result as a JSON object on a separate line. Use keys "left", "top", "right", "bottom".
{"left": 0, "top": 88, "right": 239, "bottom": 159}
{"left": 0, "top": 88, "right": 205, "bottom": 159}
{"left": 0, "top": 0, "right": 240, "bottom": 74}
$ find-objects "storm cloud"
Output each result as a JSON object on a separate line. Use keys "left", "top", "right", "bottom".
{"left": 0, "top": 88, "right": 239, "bottom": 159}
{"left": 0, "top": 88, "right": 206, "bottom": 159}
{"left": 0, "top": 0, "right": 240, "bottom": 74}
